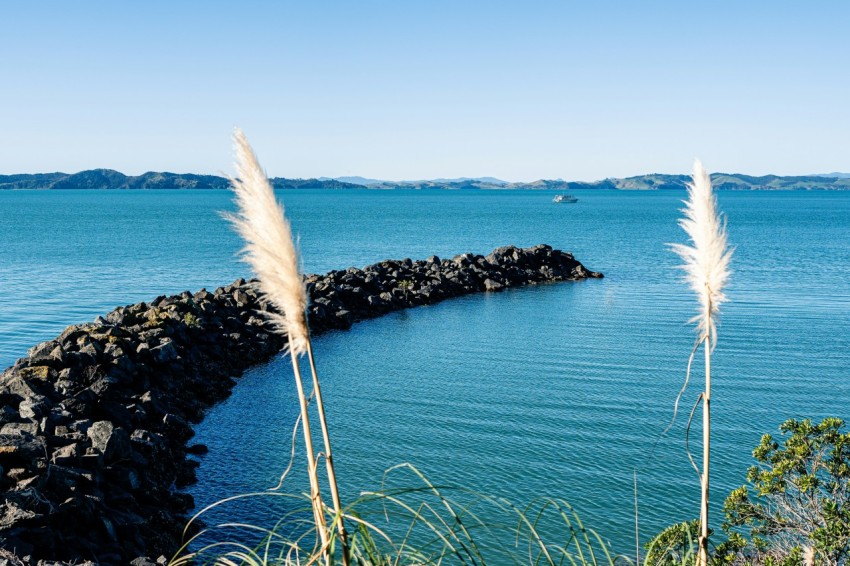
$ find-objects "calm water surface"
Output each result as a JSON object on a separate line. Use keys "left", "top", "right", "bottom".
{"left": 1, "top": 189, "right": 848, "bottom": 556}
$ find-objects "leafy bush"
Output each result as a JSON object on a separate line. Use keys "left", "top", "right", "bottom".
{"left": 720, "top": 417, "right": 850, "bottom": 565}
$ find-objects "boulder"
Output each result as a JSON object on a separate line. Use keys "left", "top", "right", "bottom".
{"left": 86, "top": 421, "right": 131, "bottom": 463}
{"left": 150, "top": 340, "right": 178, "bottom": 364}
{"left": 19, "top": 397, "right": 52, "bottom": 420}
{"left": 0, "top": 434, "right": 45, "bottom": 467}
{"left": 0, "top": 500, "right": 40, "bottom": 530}
{"left": 0, "top": 423, "right": 39, "bottom": 437}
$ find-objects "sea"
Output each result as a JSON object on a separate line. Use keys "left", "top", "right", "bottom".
{"left": 1, "top": 188, "right": 848, "bottom": 558}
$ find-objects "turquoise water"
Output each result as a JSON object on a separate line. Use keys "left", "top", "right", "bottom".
{"left": 1, "top": 189, "right": 849, "bottom": 555}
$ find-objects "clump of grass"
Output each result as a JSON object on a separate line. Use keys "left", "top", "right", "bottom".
{"left": 172, "top": 464, "right": 638, "bottom": 566}
{"left": 642, "top": 520, "right": 700, "bottom": 565}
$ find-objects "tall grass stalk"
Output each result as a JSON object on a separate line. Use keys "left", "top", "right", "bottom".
{"left": 633, "top": 470, "right": 639, "bottom": 565}
{"left": 305, "top": 339, "right": 350, "bottom": 562}
{"left": 226, "top": 129, "right": 350, "bottom": 564}
{"left": 670, "top": 160, "right": 732, "bottom": 566}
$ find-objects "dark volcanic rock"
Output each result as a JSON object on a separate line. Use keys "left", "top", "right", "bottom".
{"left": 87, "top": 421, "right": 131, "bottom": 463}
{"left": 0, "top": 244, "right": 600, "bottom": 564}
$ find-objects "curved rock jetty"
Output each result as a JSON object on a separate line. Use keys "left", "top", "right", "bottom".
{"left": 0, "top": 244, "right": 601, "bottom": 565}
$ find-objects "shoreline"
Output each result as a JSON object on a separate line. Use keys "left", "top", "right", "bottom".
{"left": 0, "top": 244, "right": 601, "bottom": 565}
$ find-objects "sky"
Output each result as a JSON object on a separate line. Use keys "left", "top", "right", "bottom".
{"left": 1, "top": 1, "right": 848, "bottom": 181}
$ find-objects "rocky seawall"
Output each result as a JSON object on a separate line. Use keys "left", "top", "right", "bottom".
{"left": 0, "top": 244, "right": 601, "bottom": 565}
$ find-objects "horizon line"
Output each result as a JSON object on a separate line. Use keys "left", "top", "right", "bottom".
{"left": 2, "top": 168, "right": 849, "bottom": 185}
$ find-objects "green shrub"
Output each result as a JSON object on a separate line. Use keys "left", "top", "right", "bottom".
{"left": 720, "top": 417, "right": 850, "bottom": 564}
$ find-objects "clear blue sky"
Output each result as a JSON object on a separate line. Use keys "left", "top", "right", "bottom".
{"left": 1, "top": 1, "right": 848, "bottom": 181}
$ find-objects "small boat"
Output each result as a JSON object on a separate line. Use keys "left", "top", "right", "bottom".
{"left": 553, "top": 194, "right": 578, "bottom": 203}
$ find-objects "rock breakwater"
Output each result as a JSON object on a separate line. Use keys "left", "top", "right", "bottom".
{"left": 0, "top": 244, "right": 601, "bottom": 565}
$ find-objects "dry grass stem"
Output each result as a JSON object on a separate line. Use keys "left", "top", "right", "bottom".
{"left": 670, "top": 160, "right": 733, "bottom": 566}
{"left": 226, "top": 129, "right": 350, "bottom": 565}
{"left": 305, "top": 340, "right": 351, "bottom": 563}
{"left": 226, "top": 129, "right": 330, "bottom": 562}
{"left": 289, "top": 355, "right": 331, "bottom": 559}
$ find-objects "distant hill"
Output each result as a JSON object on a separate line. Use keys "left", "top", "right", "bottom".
{"left": 561, "top": 173, "right": 850, "bottom": 191}
{"left": 2, "top": 170, "right": 849, "bottom": 191}
{"left": 428, "top": 177, "right": 508, "bottom": 185}
{"left": 318, "top": 176, "right": 385, "bottom": 186}
{"left": 270, "top": 178, "right": 362, "bottom": 190}
{"left": 812, "top": 172, "right": 850, "bottom": 179}
{"left": 0, "top": 170, "right": 362, "bottom": 190}
{"left": 327, "top": 173, "right": 850, "bottom": 191}
{"left": 359, "top": 178, "right": 570, "bottom": 190}
{"left": 0, "top": 172, "right": 67, "bottom": 190}
{"left": 321, "top": 176, "right": 511, "bottom": 186}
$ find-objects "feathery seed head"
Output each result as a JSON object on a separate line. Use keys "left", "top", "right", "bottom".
{"left": 226, "top": 128, "right": 309, "bottom": 355}
{"left": 670, "top": 160, "right": 733, "bottom": 347}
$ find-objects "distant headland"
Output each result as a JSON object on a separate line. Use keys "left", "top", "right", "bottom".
{"left": 2, "top": 169, "right": 850, "bottom": 191}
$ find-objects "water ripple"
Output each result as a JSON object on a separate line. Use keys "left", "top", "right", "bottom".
{"left": 2, "top": 189, "right": 849, "bottom": 556}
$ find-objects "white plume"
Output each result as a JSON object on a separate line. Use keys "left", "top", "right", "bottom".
{"left": 226, "top": 128, "right": 309, "bottom": 355}
{"left": 670, "top": 160, "right": 733, "bottom": 347}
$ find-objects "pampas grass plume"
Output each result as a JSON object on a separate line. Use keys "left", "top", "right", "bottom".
{"left": 670, "top": 160, "right": 733, "bottom": 346}
{"left": 227, "top": 128, "right": 309, "bottom": 355}
{"left": 670, "top": 159, "right": 733, "bottom": 566}
{"left": 225, "top": 130, "right": 348, "bottom": 563}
